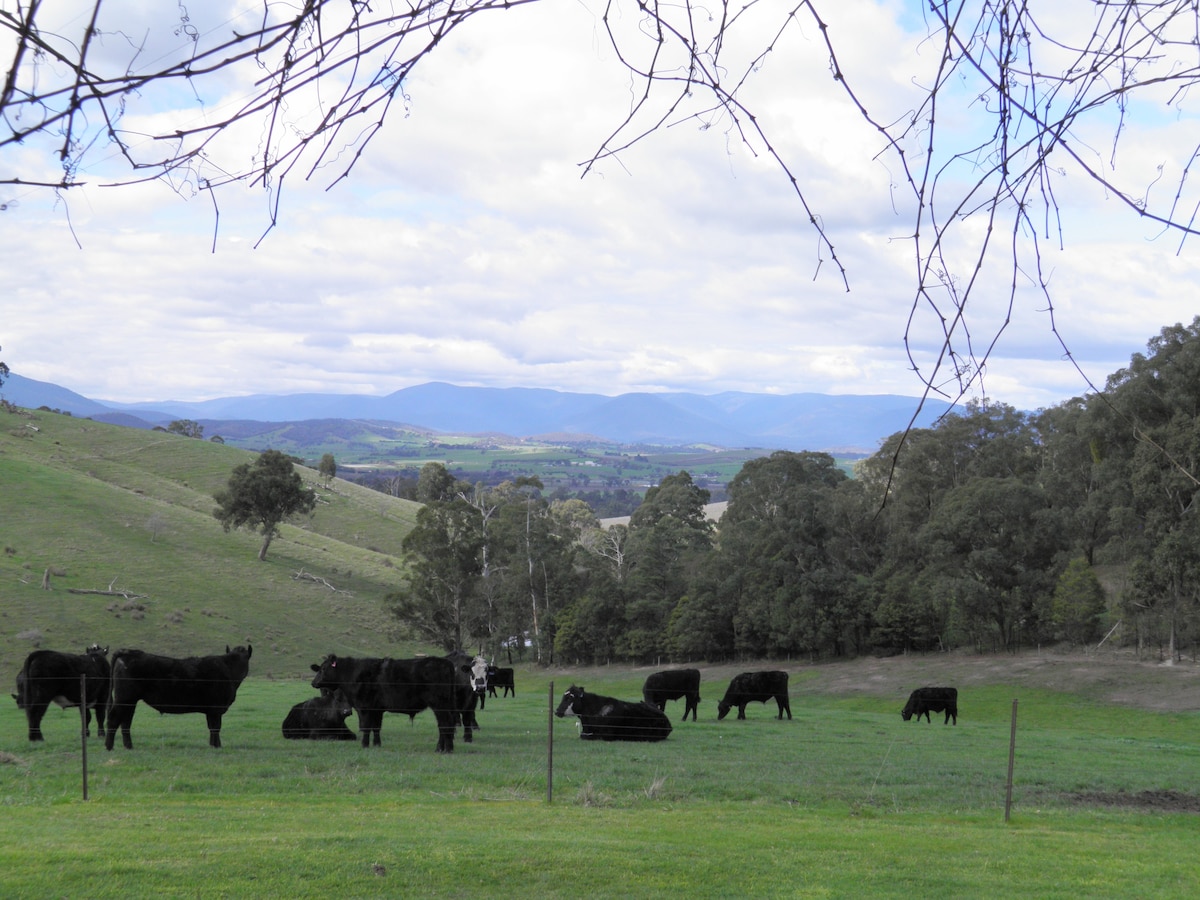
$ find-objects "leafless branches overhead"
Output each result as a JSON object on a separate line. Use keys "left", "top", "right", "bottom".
{"left": 4, "top": 1, "right": 1199, "bottom": 405}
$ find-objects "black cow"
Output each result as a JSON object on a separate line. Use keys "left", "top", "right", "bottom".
{"left": 554, "top": 685, "right": 672, "bottom": 742}
{"left": 105, "top": 645, "right": 253, "bottom": 749}
{"left": 486, "top": 666, "right": 515, "bottom": 699}
{"left": 13, "top": 645, "right": 111, "bottom": 742}
{"left": 716, "top": 671, "right": 791, "bottom": 720}
{"left": 310, "top": 654, "right": 461, "bottom": 752}
{"left": 281, "top": 689, "right": 357, "bottom": 740}
{"left": 642, "top": 668, "right": 701, "bottom": 722}
{"left": 901, "top": 686, "right": 958, "bottom": 725}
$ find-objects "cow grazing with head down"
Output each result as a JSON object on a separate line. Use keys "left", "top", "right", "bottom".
{"left": 282, "top": 688, "right": 357, "bottom": 740}
{"left": 554, "top": 685, "right": 672, "bottom": 742}
{"left": 13, "top": 645, "right": 111, "bottom": 742}
{"left": 105, "top": 645, "right": 253, "bottom": 749}
{"left": 310, "top": 654, "right": 461, "bottom": 752}
{"left": 716, "top": 671, "right": 791, "bottom": 721}
{"left": 486, "top": 666, "right": 515, "bottom": 699}
{"left": 901, "top": 687, "right": 958, "bottom": 725}
{"left": 643, "top": 668, "right": 701, "bottom": 722}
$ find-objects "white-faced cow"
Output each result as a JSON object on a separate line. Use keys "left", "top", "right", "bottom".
{"left": 642, "top": 668, "right": 701, "bottom": 722}
{"left": 716, "top": 671, "right": 791, "bottom": 720}
{"left": 105, "top": 645, "right": 253, "bottom": 749}
{"left": 554, "top": 685, "right": 673, "bottom": 742}
{"left": 486, "top": 666, "right": 515, "bottom": 699}
{"left": 310, "top": 654, "right": 462, "bottom": 752}
{"left": 281, "top": 688, "right": 357, "bottom": 740}
{"left": 13, "top": 645, "right": 111, "bottom": 742}
{"left": 447, "top": 649, "right": 488, "bottom": 721}
{"left": 901, "top": 687, "right": 958, "bottom": 725}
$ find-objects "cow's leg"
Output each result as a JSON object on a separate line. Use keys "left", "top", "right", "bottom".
{"left": 737, "top": 704, "right": 747, "bottom": 720}
{"left": 206, "top": 712, "right": 223, "bottom": 748}
{"left": 93, "top": 702, "right": 106, "bottom": 740}
{"left": 434, "top": 709, "right": 456, "bottom": 753}
{"left": 778, "top": 696, "right": 792, "bottom": 720}
{"left": 26, "top": 701, "right": 51, "bottom": 742}
{"left": 106, "top": 702, "right": 135, "bottom": 749}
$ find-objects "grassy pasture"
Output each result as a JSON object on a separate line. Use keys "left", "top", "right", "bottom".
{"left": 2, "top": 666, "right": 1199, "bottom": 898}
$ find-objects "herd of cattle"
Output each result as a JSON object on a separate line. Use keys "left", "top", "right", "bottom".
{"left": 10, "top": 645, "right": 958, "bottom": 750}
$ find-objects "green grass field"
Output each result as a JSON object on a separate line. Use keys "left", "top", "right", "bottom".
{"left": 3, "top": 667, "right": 1199, "bottom": 898}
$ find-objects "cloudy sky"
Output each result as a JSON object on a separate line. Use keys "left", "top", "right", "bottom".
{"left": 3, "top": 0, "right": 1198, "bottom": 410}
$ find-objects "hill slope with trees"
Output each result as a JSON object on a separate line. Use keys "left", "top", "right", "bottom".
{"left": 0, "top": 408, "right": 423, "bottom": 678}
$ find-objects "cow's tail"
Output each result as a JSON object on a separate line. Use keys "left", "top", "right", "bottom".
{"left": 14, "top": 660, "right": 29, "bottom": 709}
{"left": 106, "top": 650, "right": 135, "bottom": 710}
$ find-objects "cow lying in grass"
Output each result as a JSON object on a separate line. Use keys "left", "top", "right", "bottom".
{"left": 282, "top": 689, "right": 357, "bottom": 740}
{"left": 554, "top": 685, "right": 672, "bottom": 742}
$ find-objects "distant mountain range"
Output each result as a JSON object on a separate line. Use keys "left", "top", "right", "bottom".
{"left": 2, "top": 372, "right": 958, "bottom": 453}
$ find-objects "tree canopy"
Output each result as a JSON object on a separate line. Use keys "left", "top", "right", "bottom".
{"left": 213, "top": 449, "right": 317, "bottom": 561}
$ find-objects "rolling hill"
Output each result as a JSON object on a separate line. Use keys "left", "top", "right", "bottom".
{"left": 0, "top": 403, "right": 427, "bottom": 680}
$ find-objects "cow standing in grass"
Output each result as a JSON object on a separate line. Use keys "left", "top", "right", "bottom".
{"left": 642, "top": 668, "right": 701, "bottom": 722}
{"left": 105, "top": 645, "right": 253, "bottom": 749}
{"left": 716, "top": 671, "right": 791, "bottom": 720}
{"left": 487, "top": 666, "right": 515, "bottom": 699}
{"left": 13, "top": 644, "right": 111, "bottom": 742}
{"left": 310, "top": 654, "right": 461, "bottom": 752}
{"left": 902, "top": 687, "right": 958, "bottom": 725}
{"left": 555, "top": 685, "right": 672, "bottom": 742}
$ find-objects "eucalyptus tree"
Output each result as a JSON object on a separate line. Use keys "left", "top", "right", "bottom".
{"left": 918, "top": 476, "right": 1065, "bottom": 651}
{"left": 394, "top": 495, "right": 486, "bottom": 652}
{"left": 700, "top": 451, "right": 863, "bottom": 659}
{"left": 212, "top": 449, "right": 317, "bottom": 561}
{"left": 622, "top": 471, "right": 713, "bottom": 660}
{"left": 1093, "top": 319, "right": 1200, "bottom": 658}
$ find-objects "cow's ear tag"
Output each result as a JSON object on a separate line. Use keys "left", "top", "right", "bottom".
{"left": 331, "top": 660, "right": 337, "bottom": 668}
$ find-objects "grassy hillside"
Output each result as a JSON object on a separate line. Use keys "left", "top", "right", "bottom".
{"left": 0, "top": 405, "right": 429, "bottom": 680}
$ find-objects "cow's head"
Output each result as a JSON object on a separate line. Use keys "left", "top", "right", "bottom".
{"left": 555, "top": 685, "right": 585, "bottom": 719}
{"left": 716, "top": 699, "right": 732, "bottom": 720}
{"left": 85, "top": 644, "right": 109, "bottom": 657}
{"left": 468, "top": 655, "right": 488, "bottom": 695}
{"left": 311, "top": 655, "right": 339, "bottom": 690}
{"left": 328, "top": 688, "right": 353, "bottom": 719}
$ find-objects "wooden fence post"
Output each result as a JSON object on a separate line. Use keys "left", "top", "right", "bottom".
{"left": 80, "top": 673, "right": 89, "bottom": 801}
{"left": 1004, "top": 698, "right": 1018, "bottom": 822}
{"left": 547, "top": 681, "right": 554, "bottom": 804}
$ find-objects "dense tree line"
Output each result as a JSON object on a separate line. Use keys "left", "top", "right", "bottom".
{"left": 390, "top": 321, "right": 1200, "bottom": 664}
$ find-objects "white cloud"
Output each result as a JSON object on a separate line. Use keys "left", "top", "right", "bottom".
{"left": 3, "top": 0, "right": 1198, "bottom": 411}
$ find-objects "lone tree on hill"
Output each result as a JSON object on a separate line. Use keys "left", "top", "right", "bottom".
{"left": 213, "top": 449, "right": 317, "bottom": 561}
{"left": 318, "top": 453, "right": 337, "bottom": 488}
{"left": 167, "top": 419, "right": 204, "bottom": 439}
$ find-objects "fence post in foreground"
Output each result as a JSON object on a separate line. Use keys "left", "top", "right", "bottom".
{"left": 1004, "top": 698, "right": 1018, "bottom": 822}
{"left": 79, "top": 673, "right": 89, "bottom": 801}
{"left": 547, "top": 680, "right": 554, "bottom": 805}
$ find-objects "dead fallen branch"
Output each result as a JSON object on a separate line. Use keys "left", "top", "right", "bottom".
{"left": 293, "top": 569, "right": 353, "bottom": 596}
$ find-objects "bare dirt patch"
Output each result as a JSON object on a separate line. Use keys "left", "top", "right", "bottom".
{"left": 796, "top": 648, "right": 1200, "bottom": 713}
{"left": 1064, "top": 790, "right": 1200, "bottom": 813}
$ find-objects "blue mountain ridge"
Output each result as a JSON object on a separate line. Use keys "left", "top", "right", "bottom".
{"left": 2, "top": 373, "right": 957, "bottom": 452}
